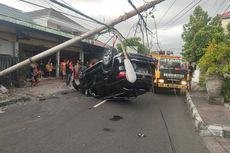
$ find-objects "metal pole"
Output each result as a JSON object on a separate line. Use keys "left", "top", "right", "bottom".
{"left": 0, "top": 0, "right": 164, "bottom": 77}
{"left": 56, "top": 51, "right": 60, "bottom": 77}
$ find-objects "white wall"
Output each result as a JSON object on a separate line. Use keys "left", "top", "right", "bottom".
{"left": 33, "top": 17, "right": 48, "bottom": 27}
{"left": 31, "top": 15, "right": 87, "bottom": 33}
{"left": 222, "top": 18, "right": 230, "bottom": 34}
{"left": 192, "top": 68, "right": 200, "bottom": 83}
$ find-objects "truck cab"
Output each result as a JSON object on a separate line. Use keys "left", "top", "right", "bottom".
{"left": 150, "top": 53, "right": 188, "bottom": 94}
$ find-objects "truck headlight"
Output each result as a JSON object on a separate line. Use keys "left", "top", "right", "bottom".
{"left": 181, "top": 81, "right": 187, "bottom": 85}
{"left": 158, "top": 79, "right": 164, "bottom": 83}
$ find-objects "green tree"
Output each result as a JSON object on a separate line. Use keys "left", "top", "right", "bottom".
{"left": 198, "top": 41, "right": 230, "bottom": 102}
{"left": 190, "top": 25, "right": 226, "bottom": 61}
{"left": 198, "top": 41, "right": 230, "bottom": 77}
{"left": 227, "top": 22, "right": 230, "bottom": 40}
{"left": 209, "top": 15, "right": 222, "bottom": 26}
{"left": 116, "top": 37, "right": 150, "bottom": 54}
{"left": 181, "top": 6, "right": 210, "bottom": 62}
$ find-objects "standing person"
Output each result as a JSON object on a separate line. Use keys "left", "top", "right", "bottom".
{"left": 60, "top": 59, "right": 66, "bottom": 80}
{"left": 69, "top": 61, "right": 74, "bottom": 73}
{"left": 46, "top": 59, "right": 53, "bottom": 77}
{"left": 30, "top": 63, "right": 40, "bottom": 86}
{"left": 39, "top": 61, "right": 44, "bottom": 78}
{"left": 66, "top": 60, "right": 73, "bottom": 86}
{"left": 50, "top": 62, "right": 54, "bottom": 76}
{"left": 188, "top": 62, "right": 194, "bottom": 90}
{"left": 74, "top": 60, "right": 81, "bottom": 79}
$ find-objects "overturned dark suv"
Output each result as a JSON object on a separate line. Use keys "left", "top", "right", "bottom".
{"left": 73, "top": 48, "right": 156, "bottom": 99}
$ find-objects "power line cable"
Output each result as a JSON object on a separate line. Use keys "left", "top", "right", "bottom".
{"left": 144, "top": 13, "right": 150, "bottom": 48}
{"left": 142, "top": 0, "right": 148, "bottom": 3}
{"left": 221, "top": 3, "right": 230, "bottom": 15}
{"left": 19, "top": 0, "right": 112, "bottom": 42}
{"left": 19, "top": 0, "right": 112, "bottom": 40}
{"left": 219, "top": 0, "right": 229, "bottom": 13}
{"left": 49, "top": 0, "right": 120, "bottom": 44}
{"left": 128, "top": 0, "right": 146, "bottom": 43}
{"left": 128, "top": 0, "right": 150, "bottom": 48}
{"left": 134, "top": 18, "right": 141, "bottom": 36}
{"left": 50, "top": 0, "right": 107, "bottom": 28}
{"left": 162, "top": 0, "right": 202, "bottom": 30}
{"left": 19, "top": 0, "right": 97, "bottom": 23}
{"left": 126, "top": 22, "right": 138, "bottom": 38}
{"left": 151, "top": 15, "right": 162, "bottom": 51}
{"left": 103, "top": 34, "right": 115, "bottom": 47}
{"left": 49, "top": 0, "right": 134, "bottom": 50}
{"left": 49, "top": 0, "right": 114, "bottom": 40}
{"left": 159, "top": 0, "right": 195, "bottom": 29}
{"left": 138, "top": 16, "right": 146, "bottom": 45}
{"left": 51, "top": 0, "right": 159, "bottom": 53}
{"left": 212, "top": 0, "right": 224, "bottom": 16}
{"left": 44, "top": 0, "right": 63, "bottom": 11}
{"left": 157, "top": 0, "right": 176, "bottom": 26}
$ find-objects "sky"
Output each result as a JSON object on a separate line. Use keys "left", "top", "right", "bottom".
{"left": 0, "top": 0, "right": 229, "bottom": 54}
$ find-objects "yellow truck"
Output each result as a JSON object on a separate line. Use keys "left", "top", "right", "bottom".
{"left": 150, "top": 53, "right": 188, "bottom": 94}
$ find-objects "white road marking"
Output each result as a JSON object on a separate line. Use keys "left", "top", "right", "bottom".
{"left": 93, "top": 100, "right": 107, "bottom": 108}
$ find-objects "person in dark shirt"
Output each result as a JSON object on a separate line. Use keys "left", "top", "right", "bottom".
{"left": 65, "top": 60, "right": 73, "bottom": 86}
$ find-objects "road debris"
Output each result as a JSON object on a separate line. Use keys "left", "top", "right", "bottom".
{"left": 103, "top": 128, "right": 116, "bottom": 132}
{"left": 0, "top": 85, "right": 8, "bottom": 94}
{"left": 138, "top": 133, "right": 146, "bottom": 138}
{"left": 39, "top": 97, "right": 46, "bottom": 101}
{"left": 109, "top": 115, "right": 123, "bottom": 121}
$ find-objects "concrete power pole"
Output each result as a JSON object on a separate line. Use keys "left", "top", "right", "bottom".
{"left": 0, "top": 0, "right": 164, "bottom": 77}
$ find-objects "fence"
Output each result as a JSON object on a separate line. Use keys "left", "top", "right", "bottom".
{"left": 0, "top": 54, "right": 13, "bottom": 86}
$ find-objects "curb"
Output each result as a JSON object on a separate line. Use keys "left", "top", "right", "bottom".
{"left": 186, "top": 91, "right": 205, "bottom": 130}
{"left": 0, "top": 88, "right": 74, "bottom": 108}
{"left": 186, "top": 90, "right": 230, "bottom": 138}
{"left": 0, "top": 96, "right": 30, "bottom": 107}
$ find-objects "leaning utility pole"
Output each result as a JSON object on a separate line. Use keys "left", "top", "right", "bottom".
{"left": 0, "top": 0, "right": 164, "bottom": 77}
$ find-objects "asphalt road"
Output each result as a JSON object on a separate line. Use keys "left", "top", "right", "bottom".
{"left": 0, "top": 90, "right": 209, "bottom": 153}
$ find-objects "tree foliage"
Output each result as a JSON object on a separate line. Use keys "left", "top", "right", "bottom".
{"left": 116, "top": 37, "right": 150, "bottom": 54}
{"left": 191, "top": 25, "right": 226, "bottom": 61}
{"left": 198, "top": 41, "right": 230, "bottom": 77}
{"left": 209, "top": 15, "right": 222, "bottom": 26}
{"left": 182, "top": 6, "right": 230, "bottom": 101}
{"left": 181, "top": 6, "right": 211, "bottom": 62}
{"left": 227, "top": 22, "right": 230, "bottom": 37}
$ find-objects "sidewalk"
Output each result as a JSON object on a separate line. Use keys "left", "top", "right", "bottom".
{"left": 0, "top": 78, "right": 74, "bottom": 107}
{"left": 186, "top": 82, "right": 230, "bottom": 153}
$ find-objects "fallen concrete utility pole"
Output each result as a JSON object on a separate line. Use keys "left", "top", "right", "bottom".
{"left": 0, "top": 0, "right": 164, "bottom": 77}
